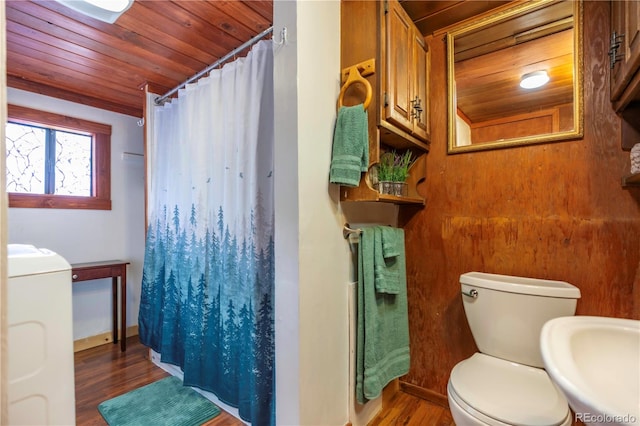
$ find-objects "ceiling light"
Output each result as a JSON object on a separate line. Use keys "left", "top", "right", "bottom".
{"left": 55, "top": 0, "right": 133, "bottom": 23}
{"left": 520, "top": 71, "right": 550, "bottom": 89}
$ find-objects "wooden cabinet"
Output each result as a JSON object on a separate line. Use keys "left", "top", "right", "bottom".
{"left": 384, "top": 0, "right": 430, "bottom": 142}
{"left": 609, "top": 0, "right": 640, "bottom": 185}
{"left": 340, "top": 0, "right": 430, "bottom": 204}
{"left": 610, "top": 0, "right": 640, "bottom": 104}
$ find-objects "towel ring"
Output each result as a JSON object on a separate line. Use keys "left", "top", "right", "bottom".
{"left": 337, "top": 66, "right": 372, "bottom": 112}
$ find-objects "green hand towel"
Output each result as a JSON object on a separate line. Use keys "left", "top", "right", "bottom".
{"left": 380, "top": 226, "right": 401, "bottom": 259}
{"left": 374, "top": 227, "right": 404, "bottom": 295}
{"left": 356, "top": 227, "right": 410, "bottom": 404}
{"left": 329, "top": 104, "right": 369, "bottom": 187}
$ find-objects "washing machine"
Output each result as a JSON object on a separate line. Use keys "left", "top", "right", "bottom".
{"left": 7, "top": 244, "right": 76, "bottom": 425}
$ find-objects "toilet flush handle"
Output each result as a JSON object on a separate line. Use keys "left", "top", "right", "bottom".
{"left": 462, "top": 288, "right": 478, "bottom": 298}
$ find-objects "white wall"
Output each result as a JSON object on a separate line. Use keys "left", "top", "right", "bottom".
{"left": 273, "top": 0, "right": 301, "bottom": 423}
{"left": 456, "top": 114, "right": 472, "bottom": 146}
{"left": 274, "top": 1, "right": 398, "bottom": 424}
{"left": 296, "top": 2, "right": 352, "bottom": 424}
{"left": 275, "top": 1, "right": 355, "bottom": 424}
{"left": 6, "top": 88, "right": 145, "bottom": 341}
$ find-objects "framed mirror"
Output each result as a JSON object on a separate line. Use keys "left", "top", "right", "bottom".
{"left": 447, "top": 0, "right": 583, "bottom": 154}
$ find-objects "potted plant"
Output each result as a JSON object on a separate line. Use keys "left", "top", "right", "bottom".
{"left": 375, "top": 150, "right": 413, "bottom": 196}
{"left": 376, "top": 152, "right": 396, "bottom": 195}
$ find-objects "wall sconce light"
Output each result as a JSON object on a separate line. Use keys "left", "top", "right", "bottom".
{"left": 520, "top": 71, "right": 550, "bottom": 89}
{"left": 55, "top": 0, "right": 134, "bottom": 24}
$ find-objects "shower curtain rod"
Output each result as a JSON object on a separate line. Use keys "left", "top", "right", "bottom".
{"left": 155, "top": 26, "right": 275, "bottom": 105}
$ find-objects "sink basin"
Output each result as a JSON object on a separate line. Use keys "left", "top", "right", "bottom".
{"left": 541, "top": 316, "right": 640, "bottom": 426}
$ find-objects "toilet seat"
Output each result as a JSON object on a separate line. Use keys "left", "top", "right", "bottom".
{"left": 449, "top": 353, "right": 570, "bottom": 426}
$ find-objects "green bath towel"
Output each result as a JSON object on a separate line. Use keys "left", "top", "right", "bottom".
{"left": 329, "top": 104, "right": 369, "bottom": 187}
{"left": 356, "top": 227, "right": 410, "bottom": 404}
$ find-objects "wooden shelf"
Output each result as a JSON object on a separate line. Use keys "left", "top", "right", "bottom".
{"left": 622, "top": 173, "right": 640, "bottom": 187}
{"left": 340, "top": 155, "right": 427, "bottom": 205}
{"left": 377, "top": 194, "right": 425, "bottom": 205}
{"left": 341, "top": 189, "right": 425, "bottom": 205}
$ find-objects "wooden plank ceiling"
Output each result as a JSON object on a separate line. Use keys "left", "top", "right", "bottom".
{"left": 5, "top": 0, "right": 517, "bottom": 118}
{"left": 5, "top": 0, "right": 273, "bottom": 117}
{"left": 451, "top": 1, "right": 576, "bottom": 124}
{"left": 399, "top": 0, "right": 510, "bottom": 35}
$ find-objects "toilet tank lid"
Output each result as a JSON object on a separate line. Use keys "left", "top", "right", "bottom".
{"left": 460, "top": 272, "right": 581, "bottom": 299}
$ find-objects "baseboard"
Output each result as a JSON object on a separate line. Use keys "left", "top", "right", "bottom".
{"left": 73, "top": 325, "right": 139, "bottom": 352}
{"left": 399, "top": 381, "right": 449, "bottom": 408}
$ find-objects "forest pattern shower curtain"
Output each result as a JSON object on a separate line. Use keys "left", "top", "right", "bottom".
{"left": 139, "top": 40, "right": 274, "bottom": 425}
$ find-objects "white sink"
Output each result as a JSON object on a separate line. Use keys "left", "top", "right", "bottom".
{"left": 541, "top": 316, "right": 640, "bottom": 426}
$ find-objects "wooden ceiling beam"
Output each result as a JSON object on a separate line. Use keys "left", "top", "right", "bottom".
{"left": 8, "top": 75, "right": 143, "bottom": 118}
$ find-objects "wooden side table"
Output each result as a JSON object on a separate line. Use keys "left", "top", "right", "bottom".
{"left": 71, "top": 260, "right": 130, "bottom": 352}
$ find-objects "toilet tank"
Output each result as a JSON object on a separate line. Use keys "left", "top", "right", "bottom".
{"left": 460, "top": 272, "right": 580, "bottom": 368}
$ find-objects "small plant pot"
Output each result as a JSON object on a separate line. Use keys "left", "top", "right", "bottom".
{"left": 378, "top": 181, "right": 406, "bottom": 196}
{"left": 378, "top": 181, "right": 395, "bottom": 195}
{"left": 392, "top": 181, "right": 407, "bottom": 196}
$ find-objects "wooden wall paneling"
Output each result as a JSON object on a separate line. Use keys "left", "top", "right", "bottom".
{"left": 469, "top": 108, "right": 560, "bottom": 144}
{"left": 340, "top": 0, "right": 381, "bottom": 169}
{"left": 400, "top": 1, "right": 640, "bottom": 397}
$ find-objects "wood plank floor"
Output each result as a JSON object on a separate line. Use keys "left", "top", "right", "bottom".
{"left": 74, "top": 336, "right": 243, "bottom": 425}
{"left": 76, "top": 336, "right": 453, "bottom": 426}
{"left": 369, "top": 391, "right": 455, "bottom": 426}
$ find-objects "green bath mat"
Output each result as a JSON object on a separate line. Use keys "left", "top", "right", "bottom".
{"left": 98, "top": 376, "right": 221, "bottom": 426}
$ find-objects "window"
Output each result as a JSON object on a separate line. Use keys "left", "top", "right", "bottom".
{"left": 6, "top": 105, "right": 112, "bottom": 210}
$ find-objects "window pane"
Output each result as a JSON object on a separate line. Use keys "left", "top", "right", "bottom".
{"left": 55, "top": 131, "right": 92, "bottom": 196}
{"left": 7, "top": 104, "right": 112, "bottom": 210}
{"left": 5, "top": 122, "right": 46, "bottom": 194}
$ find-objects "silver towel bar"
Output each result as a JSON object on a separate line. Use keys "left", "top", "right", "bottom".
{"left": 343, "top": 223, "right": 397, "bottom": 239}
{"left": 343, "top": 223, "right": 362, "bottom": 239}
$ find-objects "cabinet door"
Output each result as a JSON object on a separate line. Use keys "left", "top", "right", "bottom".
{"left": 625, "top": 1, "right": 640, "bottom": 78}
{"left": 611, "top": 0, "right": 640, "bottom": 100}
{"left": 384, "top": 0, "right": 414, "bottom": 134}
{"left": 412, "top": 34, "right": 430, "bottom": 141}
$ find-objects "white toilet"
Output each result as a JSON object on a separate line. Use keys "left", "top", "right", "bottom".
{"left": 447, "top": 272, "right": 581, "bottom": 426}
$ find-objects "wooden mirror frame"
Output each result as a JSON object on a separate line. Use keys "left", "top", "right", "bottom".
{"left": 446, "top": 0, "right": 583, "bottom": 154}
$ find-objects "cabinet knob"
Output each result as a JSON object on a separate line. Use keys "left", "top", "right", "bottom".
{"left": 72, "top": 274, "right": 78, "bottom": 280}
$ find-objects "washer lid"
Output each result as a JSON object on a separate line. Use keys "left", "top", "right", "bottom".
{"left": 450, "top": 353, "right": 569, "bottom": 426}
{"left": 8, "top": 244, "right": 70, "bottom": 277}
{"left": 460, "top": 272, "right": 580, "bottom": 299}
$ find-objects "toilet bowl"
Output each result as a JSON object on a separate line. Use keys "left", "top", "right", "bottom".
{"left": 447, "top": 272, "right": 581, "bottom": 426}
{"left": 448, "top": 353, "right": 571, "bottom": 426}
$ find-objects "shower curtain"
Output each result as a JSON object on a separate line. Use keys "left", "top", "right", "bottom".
{"left": 139, "top": 40, "right": 274, "bottom": 425}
